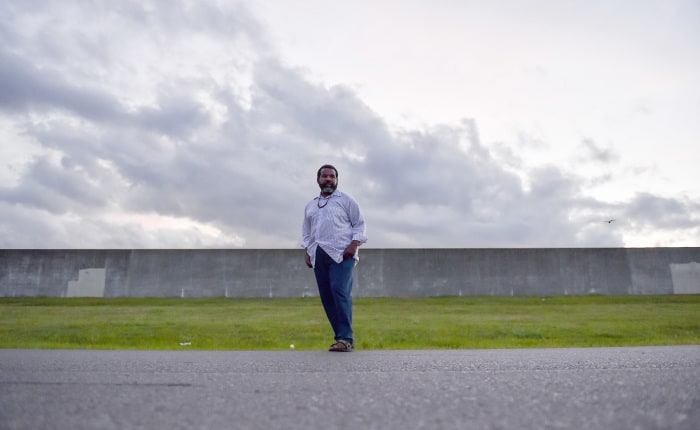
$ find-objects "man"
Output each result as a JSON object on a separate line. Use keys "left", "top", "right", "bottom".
{"left": 302, "top": 164, "right": 367, "bottom": 352}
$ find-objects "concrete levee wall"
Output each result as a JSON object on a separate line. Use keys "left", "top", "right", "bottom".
{"left": 1, "top": 248, "right": 698, "bottom": 298}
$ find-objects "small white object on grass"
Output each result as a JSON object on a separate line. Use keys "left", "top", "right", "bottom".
{"left": 290, "top": 344, "right": 295, "bottom": 350}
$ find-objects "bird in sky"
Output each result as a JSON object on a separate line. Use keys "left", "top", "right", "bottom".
{"left": 605, "top": 219, "right": 615, "bottom": 224}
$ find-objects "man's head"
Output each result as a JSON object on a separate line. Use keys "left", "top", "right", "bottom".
{"left": 317, "top": 164, "right": 338, "bottom": 196}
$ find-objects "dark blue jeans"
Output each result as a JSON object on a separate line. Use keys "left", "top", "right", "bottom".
{"left": 314, "top": 246, "right": 355, "bottom": 345}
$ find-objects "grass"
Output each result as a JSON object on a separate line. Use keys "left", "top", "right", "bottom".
{"left": 1, "top": 295, "right": 698, "bottom": 350}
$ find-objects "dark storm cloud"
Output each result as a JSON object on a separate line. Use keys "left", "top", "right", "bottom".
{"left": 0, "top": 155, "right": 107, "bottom": 213}
{"left": 0, "top": 45, "right": 212, "bottom": 139}
{"left": 135, "top": 91, "right": 211, "bottom": 137}
{"left": 0, "top": 48, "right": 121, "bottom": 120}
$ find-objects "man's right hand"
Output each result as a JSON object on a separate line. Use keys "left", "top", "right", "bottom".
{"left": 305, "top": 252, "right": 312, "bottom": 268}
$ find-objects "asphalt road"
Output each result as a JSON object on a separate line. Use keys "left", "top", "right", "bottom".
{"left": 1, "top": 346, "right": 698, "bottom": 430}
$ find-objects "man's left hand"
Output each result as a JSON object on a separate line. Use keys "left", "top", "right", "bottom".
{"left": 343, "top": 241, "right": 360, "bottom": 260}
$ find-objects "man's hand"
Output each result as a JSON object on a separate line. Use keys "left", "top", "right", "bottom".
{"left": 305, "top": 252, "right": 312, "bottom": 268}
{"left": 343, "top": 240, "right": 360, "bottom": 260}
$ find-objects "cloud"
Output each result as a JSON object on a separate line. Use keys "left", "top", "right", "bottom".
{"left": 579, "top": 138, "right": 619, "bottom": 164}
{"left": 0, "top": 48, "right": 121, "bottom": 120}
{"left": 623, "top": 193, "right": 700, "bottom": 229}
{"left": 0, "top": 154, "right": 109, "bottom": 213}
{"left": 0, "top": 1, "right": 697, "bottom": 249}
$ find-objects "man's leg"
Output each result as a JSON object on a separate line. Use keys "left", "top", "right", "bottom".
{"left": 313, "top": 247, "right": 339, "bottom": 337}
{"left": 328, "top": 257, "right": 355, "bottom": 345}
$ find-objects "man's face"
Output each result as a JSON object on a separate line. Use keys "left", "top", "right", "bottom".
{"left": 317, "top": 168, "right": 337, "bottom": 195}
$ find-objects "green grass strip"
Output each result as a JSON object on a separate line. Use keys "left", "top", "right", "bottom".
{"left": 1, "top": 296, "right": 698, "bottom": 350}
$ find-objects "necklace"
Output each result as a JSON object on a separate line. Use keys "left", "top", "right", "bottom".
{"left": 317, "top": 196, "right": 331, "bottom": 208}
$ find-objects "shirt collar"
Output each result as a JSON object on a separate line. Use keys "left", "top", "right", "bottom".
{"left": 316, "top": 190, "right": 343, "bottom": 200}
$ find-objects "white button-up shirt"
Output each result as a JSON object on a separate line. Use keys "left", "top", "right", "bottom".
{"left": 302, "top": 190, "right": 367, "bottom": 266}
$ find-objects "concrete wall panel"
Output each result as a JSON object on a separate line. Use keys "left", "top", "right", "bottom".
{"left": 1, "top": 248, "right": 698, "bottom": 298}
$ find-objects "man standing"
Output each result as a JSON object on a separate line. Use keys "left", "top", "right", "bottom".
{"left": 302, "top": 164, "right": 367, "bottom": 352}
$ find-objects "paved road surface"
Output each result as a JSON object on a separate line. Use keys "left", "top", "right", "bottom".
{"left": 1, "top": 346, "right": 698, "bottom": 429}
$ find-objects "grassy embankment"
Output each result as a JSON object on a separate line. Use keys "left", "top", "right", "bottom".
{"left": 1, "top": 295, "right": 698, "bottom": 350}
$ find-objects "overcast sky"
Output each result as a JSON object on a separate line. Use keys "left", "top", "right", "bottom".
{"left": 1, "top": 0, "right": 698, "bottom": 249}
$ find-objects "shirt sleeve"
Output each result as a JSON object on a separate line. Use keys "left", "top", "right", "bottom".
{"left": 301, "top": 202, "right": 312, "bottom": 250}
{"left": 347, "top": 197, "right": 368, "bottom": 244}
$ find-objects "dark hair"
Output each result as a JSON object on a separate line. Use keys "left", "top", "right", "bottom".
{"left": 317, "top": 164, "right": 338, "bottom": 179}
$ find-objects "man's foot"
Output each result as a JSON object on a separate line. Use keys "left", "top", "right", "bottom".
{"left": 329, "top": 339, "right": 354, "bottom": 352}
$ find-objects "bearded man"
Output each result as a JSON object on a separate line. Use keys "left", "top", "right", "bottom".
{"left": 302, "top": 164, "right": 367, "bottom": 352}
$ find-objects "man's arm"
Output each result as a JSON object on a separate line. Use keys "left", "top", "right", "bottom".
{"left": 301, "top": 204, "right": 314, "bottom": 268}
{"left": 346, "top": 197, "right": 367, "bottom": 245}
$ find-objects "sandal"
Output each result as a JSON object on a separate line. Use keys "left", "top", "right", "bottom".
{"left": 329, "top": 339, "right": 354, "bottom": 352}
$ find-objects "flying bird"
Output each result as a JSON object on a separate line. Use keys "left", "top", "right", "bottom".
{"left": 604, "top": 219, "right": 615, "bottom": 224}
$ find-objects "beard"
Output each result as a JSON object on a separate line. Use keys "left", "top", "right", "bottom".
{"left": 319, "top": 182, "right": 337, "bottom": 194}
